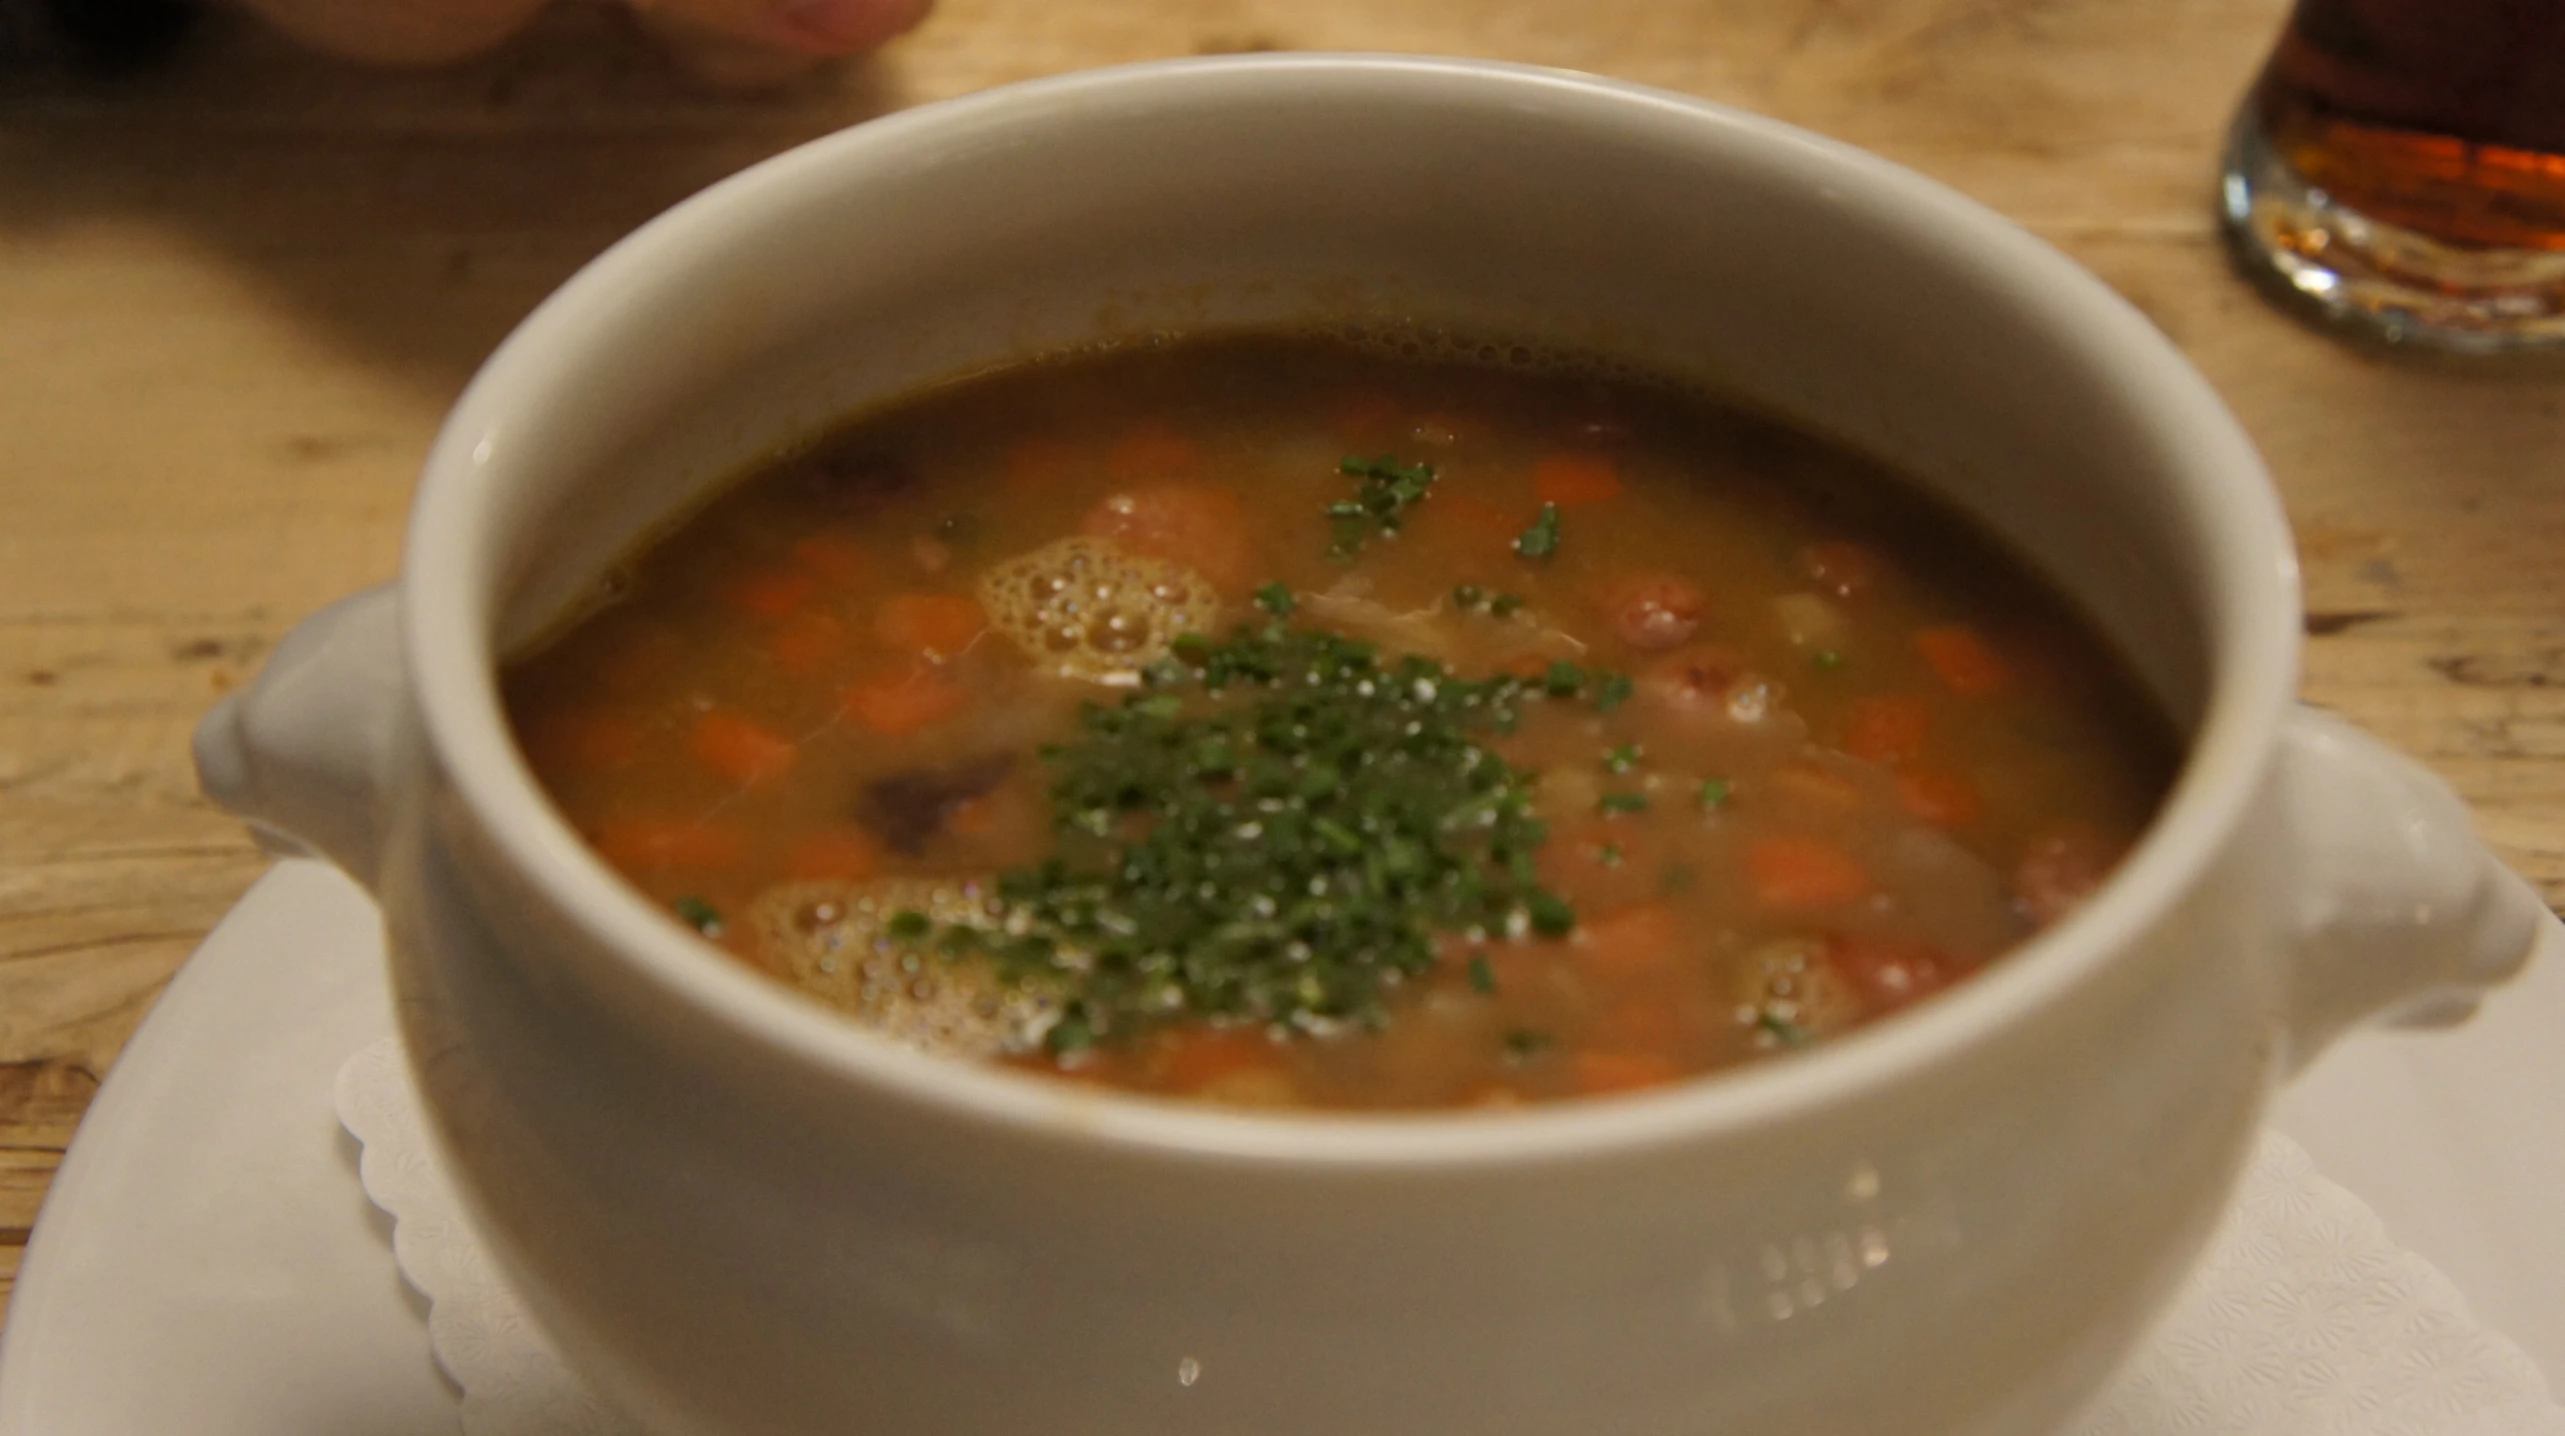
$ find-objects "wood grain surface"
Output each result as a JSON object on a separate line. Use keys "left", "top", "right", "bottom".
{"left": 2, "top": 0, "right": 2559, "bottom": 1330}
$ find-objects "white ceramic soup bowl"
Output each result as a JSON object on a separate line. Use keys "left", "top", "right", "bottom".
{"left": 195, "top": 55, "right": 2551, "bottom": 1436}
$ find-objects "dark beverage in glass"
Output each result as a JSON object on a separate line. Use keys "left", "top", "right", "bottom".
{"left": 2222, "top": 0, "right": 2565, "bottom": 353}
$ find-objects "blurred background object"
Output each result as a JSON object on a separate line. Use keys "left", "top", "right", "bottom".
{"left": 1, "top": 0, "right": 928, "bottom": 79}
{"left": 229, "top": 0, "right": 931, "bottom": 70}
{"left": 2222, "top": 0, "right": 2565, "bottom": 355}
{"left": 1, "top": 0, "right": 196, "bottom": 75}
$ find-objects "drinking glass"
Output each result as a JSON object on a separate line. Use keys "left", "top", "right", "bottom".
{"left": 2221, "top": 0, "right": 2565, "bottom": 354}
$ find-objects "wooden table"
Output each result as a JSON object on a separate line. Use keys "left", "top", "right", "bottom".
{"left": 3, "top": 0, "right": 2560, "bottom": 1330}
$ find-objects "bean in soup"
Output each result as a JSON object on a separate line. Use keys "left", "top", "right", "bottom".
{"left": 503, "top": 335, "right": 2177, "bottom": 1110}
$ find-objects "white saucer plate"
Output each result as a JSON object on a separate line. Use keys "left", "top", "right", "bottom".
{"left": 2, "top": 859, "right": 2557, "bottom": 1434}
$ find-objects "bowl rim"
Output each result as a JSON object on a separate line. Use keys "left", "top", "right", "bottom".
{"left": 402, "top": 52, "right": 2300, "bottom": 1169}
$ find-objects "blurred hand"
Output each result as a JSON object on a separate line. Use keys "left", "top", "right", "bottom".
{"left": 229, "top": 0, "right": 931, "bottom": 69}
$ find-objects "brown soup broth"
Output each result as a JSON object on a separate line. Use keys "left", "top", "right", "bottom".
{"left": 503, "top": 336, "right": 2177, "bottom": 1110}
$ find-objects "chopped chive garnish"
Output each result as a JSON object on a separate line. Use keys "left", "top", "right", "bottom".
{"left": 1756, "top": 1012, "right": 1810, "bottom": 1047}
{"left": 1329, "top": 454, "right": 1439, "bottom": 559}
{"left": 1513, "top": 502, "right": 1562, "bottom": 559}
{"left": 672, "top": 896, "right": 723, "bottom": 936}
{"left": 1048, "top": 1013, "right": 1097, "bottom": 1055}
{"left": 1599, "top": 791, "right": 1651, "bottom": 816}
{"left": 1594, "top": 672, "right": 1634, "bottom": 712}
{"left": 885, "top": 909, "right": 931, "bottom": 941}
{"left": 1527, "top": 891, "right": 1578, "bottom": 937}
{"left": 1603, "top": 742, "right": 1643, "bottom": 774}
{"left": 890, "top": 617, "right": 1575, "bottom": 1053}
{"left": 1489, "top": 592, "right": 1526, "bottom": 618}
{"left": 1542, "top": 660, "right": 1585, "bottom": 697}
{"left": 1598, "top": 843, "right": 1625, "bottom": 868}
{"left": 1467, "top": 954, "right": 1498, "bottom": 994}
{"left": 1697, "top": 778, "right": 1732, "bottom": 810}
{"left": 1254, "top": 582, "right": 1296, "bottom": 616}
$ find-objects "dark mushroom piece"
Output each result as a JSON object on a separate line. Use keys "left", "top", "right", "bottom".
{"left": 857, "top": 753, "right": 1017, "bottom": 855}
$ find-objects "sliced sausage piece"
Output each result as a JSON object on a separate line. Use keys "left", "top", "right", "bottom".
{"left": 1637, "top": 644, "right": 1778, "bottom": 727}
{"left": 2013, "top": 822, "right": 2122, "bottom": 927}
{"left": 1601, "top": 573, "right": 1706, "bottom": 652}
{"left": 1823, "top": 935, "right": 1953, "bottom": 1014}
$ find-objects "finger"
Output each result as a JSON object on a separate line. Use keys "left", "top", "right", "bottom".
{"left": 631, "top": 0, "right": 931, "bottom": 57}
{"left": 225, "top": 0, "right": 552, "bottom": 65}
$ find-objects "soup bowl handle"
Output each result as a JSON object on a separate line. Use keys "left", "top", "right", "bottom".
{"left": 2274, "top": 704, "right": 2557, "bottom": 1073}
{"left": 193, "top": 585, "right": 405, "bottom": 891}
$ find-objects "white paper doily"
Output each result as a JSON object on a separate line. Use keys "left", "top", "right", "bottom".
{"left": 335, "top": 1038, "right": 2565, "bottom": 1436}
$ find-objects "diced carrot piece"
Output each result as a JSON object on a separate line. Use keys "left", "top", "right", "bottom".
{"left": 1003, "top": 436, "right": 1076, "bottom": 493}
{"left": 791, "top": 532, "right": 870, "bottom": 586}
{"left": 722, "top": 569, "right": 816, "bottom": 623}
{"left": 1533, "top": 453, "right": 1624, "bottom": 507}
{"left": 784, "top": 829, "right": 882, "bottom": 881}
{"left": 1082, "top": 485, "right": 1250, "bottom": 588}
{"left": 1571, "top": 1050, "right": 1685, "bottom": 1097}
{"left": 520, "top": 710, "right": 640, "bottom": 773}
{"left": 842, "top": 668, "right": 969, "bottom": 736}
{"left": 1769, "top": 762, "right": 1865, "bottom": 813}
{"left": 1825, "top": 935, "right": 1954, "bottom": 1013}
{"left": 1804, "top": 541, "right": 1888, "bottom": 600}
{"left": 768, "top": 611, "right": 849, "bottom": 675}
{"left": 1843, "top": 693, "right": 1932, "bottom": 768}
{"left": 874, "top": 593, "right": 985, "bottom": 659}
{"left": 1104, "top": 424, "right": 1203, "bottom": 483}
{"left": 1896, "top": 769, "right": 1982, "bottom": 827}
{"left": 689, "top": 710, "right": 799, "bottom": 785}
{"left": 1157, "top": 1026, "right": 1279, "bottom": 1093}
{"left": 1577, "top": 903, "right": 1685, "bottom": 979}
{"left": 1915, "top": 625, "right": 2011, "bottom": 696}
{"left": 1748, "top": 836, "right": 1872, "bottom": 909}
{"left": 588, "top": 816, "right": 746, "bottom": 872}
